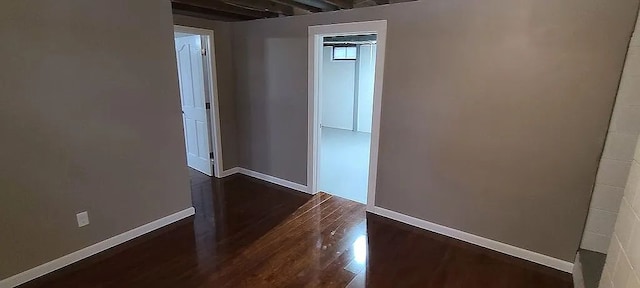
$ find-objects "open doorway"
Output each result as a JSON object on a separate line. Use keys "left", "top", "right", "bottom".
{"left": 308, "top": 21, "right": 387, "bottom": 207}
{"left": 173, "top": 25, "right": 223, "bottom": 178}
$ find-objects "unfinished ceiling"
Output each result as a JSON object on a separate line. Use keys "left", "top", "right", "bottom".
{"left": 172, "top": 0, "right": 415, "bottom": 21}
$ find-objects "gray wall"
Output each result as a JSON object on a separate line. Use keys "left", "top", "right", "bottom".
{"left": 173, "top": 15, "right": 240, "bottom": 170}
{"left": 0, "top": 0, "right": 192, "bottom": 279}
{"left": 231, "top": 0, "right": 639, "bottom": 261}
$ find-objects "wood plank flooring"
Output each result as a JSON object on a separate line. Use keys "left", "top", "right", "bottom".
{"left": 19, "top": 169, "right": 573, "bottom": 287}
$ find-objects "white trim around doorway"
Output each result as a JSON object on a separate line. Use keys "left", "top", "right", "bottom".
{"left": 174, "top": 25, "right": 225, "bottom": 178}
{"left": 307, "top": 20, "right": 387, "bottom": 211}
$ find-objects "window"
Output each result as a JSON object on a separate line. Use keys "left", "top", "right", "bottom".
{"left": 332, "top": 46, "right": 357, "bottom": 60}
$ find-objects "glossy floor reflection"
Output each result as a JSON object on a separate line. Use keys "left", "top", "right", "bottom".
{"left": 20, "top": 169, "right": 573, "bottom": 287}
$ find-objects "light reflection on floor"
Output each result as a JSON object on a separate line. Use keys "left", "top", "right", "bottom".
{"left": 353, "top": 235, "right": 367, "bottom": 264}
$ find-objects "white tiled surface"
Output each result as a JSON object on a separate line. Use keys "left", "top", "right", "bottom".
{"left": 612, "top": 252, "right": 633, "bottom": 288}
{"left": 591, "top": 185, "right": 625, "bottom": 212}
{"left": 596, "top": 159, "right": 633, "bottom": 188}
{"left": 629, "top": 223, "right": 640, "bottom": 275}
{"left": 604, "top": 133, "right": 639, "bottom": 161}
{"left": 605, "top": 235, "right": 622, "bottom": 279}
{"left": 586, "top": 209, "right": 619, "bottom": 236}
{"left": 617, "top": 74, "right": 640, "bottom": 106}
{"left": 627, "top": 275, "right": 640, "bottom": 288}
{"left": 622, "top": 50, "right": 640, "bottom": 77}
{"left": 612, "top": 107, "right": 640, "bottom": 135}
{"left": 635, "top": 184, "right": 640, "bottom": 213}
{"left": 626, "top": 163, "right": 640, "bottom": 201}
{"left": 582, "top": 231, "right": 614, "bottom": 253}
{"left": 615, "top": 200, "right": 635, "bottom": 251}
{"left": 582, "top": 18, "right": 640, "bottom": 254}
{"left": 601, "top": 273, "right": 613, "bottom": 288}
{"left": 599, "top": 135, "right": 640, "bottom": 288}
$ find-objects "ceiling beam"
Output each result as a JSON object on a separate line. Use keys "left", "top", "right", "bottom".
{"left": 295, "top": 0, "right": 339, "bottom": 11}
{"left": 269, "top": 0, "right": 323, "bottom": 13}
{"left": 353, "top": 0, "right": 375, "bottom": 8}
{"left": 172, "top": 2, "right": 255, "bottom": 21}
{"left": 321, "top": 0, "right": 353, "bottom": 9}
{"left": 222, "top": 0, "right": 294, "bottom": 16}
{"left": 173, "top": 0, "right": 414, "bottom": 20}
{"left": 171, "top": 0, "right": 278, "bottom": 19}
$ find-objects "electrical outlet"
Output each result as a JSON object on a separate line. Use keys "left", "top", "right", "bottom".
{"left": 76, "top": 211, "right": 89, "bottom": 227}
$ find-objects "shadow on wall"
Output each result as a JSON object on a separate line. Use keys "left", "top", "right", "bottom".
{"left": 240, "top": 37, "right": 308, "bottom": 184}
{"left": 238, "top": 36, "right": 299, "bottom": 182}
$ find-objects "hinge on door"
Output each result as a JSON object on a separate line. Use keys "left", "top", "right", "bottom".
{"left": 209, "top": 152, "right": 214, "bottom": 159}
{"left": 205, "top": 103, "right": 211, "bottom": 110}
{"left": 201, "top": 49, "right": 207, "bottom": 56}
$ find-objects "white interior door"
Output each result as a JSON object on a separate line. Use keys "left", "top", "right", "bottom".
{"left": 175, "top": 35, "right": 212, "bottom": 176}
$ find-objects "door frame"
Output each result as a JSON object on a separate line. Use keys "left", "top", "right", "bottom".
{"left": 307, "top": 20, "right": 387, "bottom": 209}
{"left": 174, "top": 25, "right": 224, "bottom": 178}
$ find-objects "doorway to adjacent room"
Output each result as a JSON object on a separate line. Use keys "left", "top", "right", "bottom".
{"left": 308, "top": 21, "right": 387, "bottom": 206}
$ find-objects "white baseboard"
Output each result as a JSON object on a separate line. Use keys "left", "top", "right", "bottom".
{"left": 0, "top": 207, "right": 195, "bottom": 288}
{"left": 236, "top": 168, "right": 310, "bottom": 194}
{"left": 368, "top": 206, "right": 574, "bottom": 273}
{"left": 219, "top": 167, "right": 240, "bottom": 178}
{"left": 217, "top": 166, "right": 309, "bottom": 194}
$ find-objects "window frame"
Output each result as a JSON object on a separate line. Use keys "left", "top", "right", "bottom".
{"left": 331, "top": 45, "right": 357, "bottom": 61}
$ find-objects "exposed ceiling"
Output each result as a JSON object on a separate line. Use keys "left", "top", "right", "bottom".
{"left": 324, "top": 34, "right": 377, "bottom": 42}
{"left": 172, "top": 0, "right": 414, "bottom": 21}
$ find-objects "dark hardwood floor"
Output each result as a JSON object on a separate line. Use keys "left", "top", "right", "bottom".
{"left": 20, "top": 169, "right": 573, "bottom": 288}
